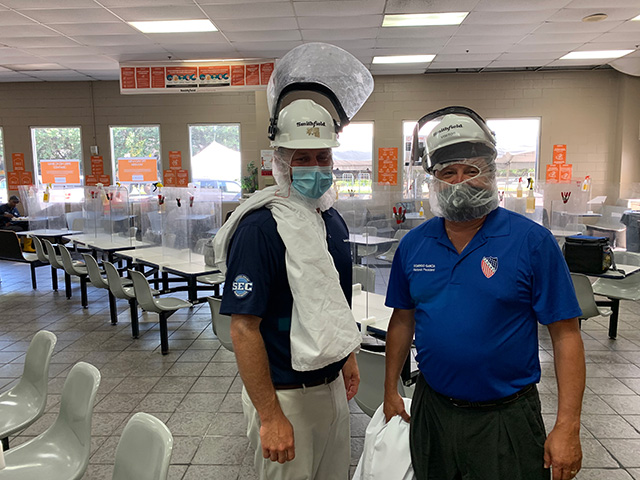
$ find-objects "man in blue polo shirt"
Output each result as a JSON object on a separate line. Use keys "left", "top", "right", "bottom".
{"left": 383, "top": 107, "right": 585, "bottom": 480}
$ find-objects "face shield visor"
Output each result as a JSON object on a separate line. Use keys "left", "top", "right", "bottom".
{"left": 267, "top": 42, "right": 374, "bottom": 141}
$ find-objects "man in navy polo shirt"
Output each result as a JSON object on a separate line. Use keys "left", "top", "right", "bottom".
{"left": 383, "top": 107, "right": 585, "bottom": 480}
{"left": 216, "top": 99, "right": 360, "bottom": 480}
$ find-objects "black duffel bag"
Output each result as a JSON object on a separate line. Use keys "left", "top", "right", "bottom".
{"left": 563, "top": 235, "right": 613, "bottom": 274}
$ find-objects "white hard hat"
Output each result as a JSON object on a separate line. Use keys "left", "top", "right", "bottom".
{"left": 425, "top": 113, "right": 496, "bottom": 171}
{"left": 270, "top": 99, "right": 339, "bottom": 149}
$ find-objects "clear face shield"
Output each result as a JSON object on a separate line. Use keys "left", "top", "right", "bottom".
{"left": 409, "top": 106, "right": 499, "bottom": 222}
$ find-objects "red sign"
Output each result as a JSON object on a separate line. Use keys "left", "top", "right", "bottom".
{"left": 176, "top": 169, "right": 189, "bottom": 187}
{"left": 121, "top": 67, "right": 135, "bottom": 89}
{"left": 246, "top": 64, "right": 260, "bottom": 85}
{"left": 151, "top": 67, "right": 165, "bottom": 88}
{"left": 231, "top": 65, "right": 245, "bottom": 86}
{"left": 260, "top": 62, "right": 274, "bottom": 85}
{"left": 553, "top": 144, "right": 566, "bottom": 165}
{"left": 136, "top": 67, "right": 150, "bottom": 89}
{"left": 378, "top": 147, "right": 398, "bottom": 185}
{"left": 19, "top": 171, "right": 33, "bottom": 185}
{"left": 169, "top": 151, "right": 182, "bottom": 170}
{"left": 12, "top": 153, "right": 25, "bottom": 171}
{"left": 163, "top": 170, "right": 176, "bottom": 187}
{"left": 7, "top": 171, "right": 19, "bottom": 189}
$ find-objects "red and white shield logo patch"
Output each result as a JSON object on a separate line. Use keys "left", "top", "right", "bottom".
{"left": 481, "top": 256, "right": 498, "bottom": 278}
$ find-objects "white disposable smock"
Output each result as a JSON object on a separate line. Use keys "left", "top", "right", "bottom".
{"left": 353, "top": 398, "right": 416, "bottom": 480}
{"left": 213, "top": 185, "right": 361, "bottom": 371}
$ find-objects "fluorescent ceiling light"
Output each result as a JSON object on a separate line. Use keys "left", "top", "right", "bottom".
{"left": 373, "top": 55, "right": 435, "bottom": 64}
{"left": 129, "top": 19, "right": 217, "bottom": 33}
{"left": 561, "top": 50, "right": 633, "bottom": 60}
{"left": 632, "top": 14, "right": 640, "bottom": 21}
{"left": 382, "top": 12, "right": 468, "bottom": 27}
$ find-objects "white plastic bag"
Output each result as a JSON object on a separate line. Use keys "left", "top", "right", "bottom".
{"left": 353, "top": 398, "right": 416, "bottom": 480}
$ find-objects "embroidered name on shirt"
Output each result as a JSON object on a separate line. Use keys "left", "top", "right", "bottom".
{"left": 481, "top": 256, "right": 498, "bottom": 278}
{"left": 413, "top": 263, "right": 436, "bottom": 272}
{"left": 232, "top": 274, "right": 253, "bottom": 298}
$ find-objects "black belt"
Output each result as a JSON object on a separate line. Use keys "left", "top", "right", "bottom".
{"left": 443, "top": 384, "right": 536, "bottom": 408}
{"left": 275, "top": 371, "right": 340, "bottom": 390}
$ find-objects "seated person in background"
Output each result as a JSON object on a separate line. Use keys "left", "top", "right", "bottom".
{"left": 0, "top": 195, "right": 26, "bottom": 232}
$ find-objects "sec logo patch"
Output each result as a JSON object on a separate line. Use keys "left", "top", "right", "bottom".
{"left": 232, "top": 274, "right": 253, "bottom": 298}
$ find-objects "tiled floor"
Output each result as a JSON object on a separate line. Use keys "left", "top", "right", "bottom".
{"left": 1, "top": 259, "right": 640, "bottom": 479}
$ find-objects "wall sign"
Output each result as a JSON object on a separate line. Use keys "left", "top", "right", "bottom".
{"left": 117, "top": 158, "right": 158, "bottom": 183}
{"left": 378, "top": 147, "right": 398, "bottom": 185}
{"left": 120, "top": 60, "right": 275, "bottom": 94}
{"left": 41, "top": 160, "right": 81, "bottom": 185}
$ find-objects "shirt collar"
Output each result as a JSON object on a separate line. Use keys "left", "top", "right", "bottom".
{"left": 423, "top": 207, "right": 511, "bottom": 239}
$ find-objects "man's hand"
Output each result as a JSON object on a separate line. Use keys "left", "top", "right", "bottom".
{"left": 3, "top": 212, "right": 14, "bottom": 219}
{"left": 544, "top": 425, "right": 582, "bottom": 479}
{"left": 342, "top": 352, "right": 360, "bottom": 401}
{"left": 260, "top": 413, "right": 296, "bottom": 464}
{"left": 383, "top": 390, "right": 410, "bottom": 423}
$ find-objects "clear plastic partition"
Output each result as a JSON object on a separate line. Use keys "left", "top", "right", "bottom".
{"left": 544, "top": 181, "right": 589, "bottom": 231}
{"left": 82, "top": 185, "right": 108, "bottom": 238}
{"left": 132, "top": 190, "right": 163, "bottom": 246}
{"left": 18, "top": 185, "right": 67, "bottom": 230}
{"left": 159, "top": 187, "right": 222, "bottom": 263}
{"left": 104, "top": 185, "right": 132, "bottom": 241}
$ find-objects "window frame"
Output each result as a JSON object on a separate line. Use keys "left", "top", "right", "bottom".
{"left": 30, "top": 125, "right": 84, "bottom": 186}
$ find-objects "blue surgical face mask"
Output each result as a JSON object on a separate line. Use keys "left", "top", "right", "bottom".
{"left": 291, "top": 166, "right": 333, "bottom": 199}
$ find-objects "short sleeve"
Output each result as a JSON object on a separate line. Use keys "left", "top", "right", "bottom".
{"left": 529, "top": 230, "right": 582, "bottom": 325}
{"left": 385, "top": 241, "right": 415, "bottom": 310}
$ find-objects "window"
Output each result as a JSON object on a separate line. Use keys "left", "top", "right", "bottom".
{"left": 0, "top": 128, "right": 5, "bottom": 203}
{"left": 333, "top": 122, "right": 374, "bottom": 197}
{"left": 31, "top": 127, "right": 83, "bottom": 185}
{"left": 487, "top": 118, "right": 540, "bottom": 193}
{"left": 189, "top": 124, "right": 241, "bottom": 189}
{"left": 110, "top": 126, "right": 161, "bottom": 193}
{"left": 402, "top": 119, "right": 434, "bottom": 200}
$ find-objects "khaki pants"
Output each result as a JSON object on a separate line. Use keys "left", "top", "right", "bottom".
{"left": 242, "top": 374, "right": 351, "bottom": 480}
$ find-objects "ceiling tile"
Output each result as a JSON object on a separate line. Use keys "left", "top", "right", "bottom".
{"left": 485, "top": 59, "right": 550, "bottom": 68}
{"left": 0, "top": 11, "right": 41, "bottom": 26}
{"left": 439, "top": 44, "right": 513, "bottom": 55}
{"left": 475, "top": 0, "right": 571, "bottom": 11}
{"left": 213, "top": 17, "right": 298, "bottom": 31}
{"left": 17, "top": 8, "right": 121, "bottom": 24}
{"left": 384, "top": 0, "right": 478, "bottom": 14}
{"left": 27, "top": 70, "right": 94, "bottom": 80}
{"left": 49, "top": 22, "right": 139, "bottom": 36}
{"left": 448, "top": 35, "right": 526, "bottom": 46}
{"left": 92, "top": 45, "right": 171, "bottom": 55}
{"left": 519, "top": 32, "right": 601, "bottom": 44}
{"left": 225, "top": 30, "right": 301, "bottom": 42}
{"left": 456, "top": 24, "right": 538, "bottom": 36}
{"left": 142, "top": 32, "right": 229, "bottom": 44}
{"left": 101, "top": 0, "right": 196, "bottom": 6}
{"left": 428, "top": 59, "right": 495, "bottom": 69}
{"left": 0, "top": 24, "right": 61, "bottom": 37}
{"left": 497, "top": 51, "right": 567, "bottom": 61}
{"left": 546, "top": 58, "right": 610, "bottom": 67}
{"left": 298, "top": 15, "right": 382, "bottom": 29}
{"left": 3, "top": 62, "right": 64, "bottom": 71}
{"left": 70, "top": 34, "right": 154, "bottom": 47}
{"left": 293, "top": 0, "right": 385, "bottom": 17}
{"left": 549, "top": 7, "right": 640, "bottom": 22}
{"left": 163, "top": 44, "right": 241, "bottom": 56}
{"left": 464, "top": 10, "right": 558, "bottom": 25}
{"left": 0, "top": 0, "right": 99, "bottom": 8}
{"left": 0, "top": 72, "right": 44, "bottom": 81}
{"left": 230, "top": 40, "right": 302, "bottom": 51}
{"left": 20, "top": 46, "right": 101, "bottom": 56}
{"left": 580, "top": 42, "right": 639, "bottom": 50}
{"left": 533, "top": 21, "right": 623, "bottom": 34}
{"left": 109, "top": 6, "right": 209, "bottom": 22}
{"left": 1, "top": 36, "right": 82, "bottom": 48}
{"left": 377, "top": 25, "right": 460, "bottom": 39}
{"left": 565, "top": 0, "right": 640, "bottom": 7}
{"left": 301, "top": 28, "right": 378, "bottom": 41}
{"left": 375, "top": 37, "right": 446, "bottom": 49}
{"left": 594, "top": 31, "right": 640, "bottom": 43}
{"left": 507, "top": 43, "right": 584, "bottom": 53}
{"left": 609, "top": 21, "right": 640, "bottom": 33}
{"left": 116, "top": 52, "right": 176, "bottom": 62}
{"left": 200, "top": 3, "right": 295, "bottom": 19}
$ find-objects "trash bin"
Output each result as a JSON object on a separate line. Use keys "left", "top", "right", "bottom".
{"left": 621, "top": 211, "right": 640, "bottom": 252}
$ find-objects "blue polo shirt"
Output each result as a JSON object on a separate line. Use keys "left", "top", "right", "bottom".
{"left": 220, "top": 206, "right": 352, "bottom": 386}
{"left": 386, "top": 207, "right": 582, "bottom": 402}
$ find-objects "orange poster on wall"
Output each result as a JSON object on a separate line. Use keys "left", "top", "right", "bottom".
{"left": 559, "top": 164, "right": 572, "bottom": 184}
{"left": 7, "top": 171, "right": 19, "bottom": 189}
{"left": 136, "top": 67, "right": 150, "bottom": 89}
{"left": 169, "top": 151, "right": 182, "bottom": 170}
{"left": 552, "top": 144, "right": 566, "bottom": 165}
{"left": 98, "top": 174, "right": 111, "bottom": 185}
{"left": 85, "top": 175, "right": 98, "bottom": 186}
{"left": 90, "top": 155, "right": 104, "bottom": 175}
{"left": 176, "top": 169, "right": 189, "bottom": 187}
{"left": 41, "top": 160, "right": 81, "bottom": 185}
{"left": 163, "top": 170, "right": 177, "bottom": 187}
{"left": 12, "top": 153, "right": 25, "bottom": 171}
{"left": 117, "top": 158, "right": 158, "bottom": 183}
{"left": 545, "top": 164, "right": 559, "bottom": 183}
{"left": 121, "top": 67, "right": 135, "bottom": 89}
{"left": 260, "top": 62, "right": 274, "bottom": 85}
{"left": 19, "top": 171, "right": 33, "bottom": 185}
{"left": 165, "top": 66, "right": 197, "bottom": 88}
{"left": 378, "top": 147, "right": 398, "bottom": 185}
{"left": 198, "top": 66, "right": 230, "bottom": 87}
{"left": 246, "top": 64, "right": 260, "bottom": 86}
{"left": 231, "top": 65, "right": 245, "bottom": 86}
{"left": 151, "top": 67, "right": 165, "bottom": 88}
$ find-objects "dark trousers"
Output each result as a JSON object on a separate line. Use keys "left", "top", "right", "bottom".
{"left": 410, "top": 375, "right": 550, "bottom": 480}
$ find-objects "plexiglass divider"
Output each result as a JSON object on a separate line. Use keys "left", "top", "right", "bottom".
{"left": 18, "top": 185, "right": 68, "bottom": 231}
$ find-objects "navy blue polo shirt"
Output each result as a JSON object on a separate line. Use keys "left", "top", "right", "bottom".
{"left": 386, "top": 207, "right": 582, "bottom": 402}
{"left": 220, "top": 206, "right": 352, "bottom": 386}
{"left": 0, "top": 204, "right": 19, "bottom": 227}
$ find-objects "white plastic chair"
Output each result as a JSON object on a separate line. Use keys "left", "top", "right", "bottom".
{"left": 32, "top": 236, "right": 59, "bottom": 291}
{"left": 353, "top": 265, "right": 376, "bottom": 293}
{"left": 42, "top": 239, "right": 78, "bottom": 302}
{"left": 376, "top": 229, "right": 409, "bottom": 263}
{"left": 0, "top": 362, "right": 101, "bottom": 480}
{"left": 570, "top": 273, "right": 613, "bottom": 320}
{"left": 354, "top": 345, "right": 413, "bottom": 418}
{"left": 0, "top": 330, "right": 57, "bottom": 450}
{"left": 103, "top": 262, "right": 149, "bottom": 338}
{"left": 59, "top": 244, "right": 89, "bottom": 308}
{"left": 129, "top": 270, "right": 192, "bottom": 355}
{"left": 206, "top": 296, "right": 234, "bottom": 352}
{"left": 111, "top": 412, "right": 173, "bottom": 480}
